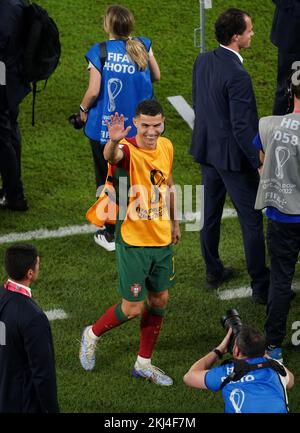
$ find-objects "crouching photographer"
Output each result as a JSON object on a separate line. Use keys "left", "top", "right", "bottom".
{"left": 184, "top": 316, "right": 294, "bottom": 413}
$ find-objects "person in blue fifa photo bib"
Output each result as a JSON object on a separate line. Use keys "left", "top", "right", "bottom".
{"left": 184, "top": 325, "right": 294, "bottom": 413}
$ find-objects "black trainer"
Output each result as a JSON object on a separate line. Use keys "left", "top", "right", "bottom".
{"left": 94, "top": 228, "right": 115, "bottom": 252}
{"left": 205, "top": 267, "right": 234, "bottom": 290}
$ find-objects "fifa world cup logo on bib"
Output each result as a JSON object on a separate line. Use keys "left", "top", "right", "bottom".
{"left": 230, "top": 389, "right": 245, "bottom": 413}
{"left": 275, "top": 146, "right": 290, "bottom": 179}
{"left": 107, "top": 78, "right": 123, "bottom": 112}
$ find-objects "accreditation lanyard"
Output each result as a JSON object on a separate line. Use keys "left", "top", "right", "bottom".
{"left": 4, "top": 279, "right": 32, "bottom": 298}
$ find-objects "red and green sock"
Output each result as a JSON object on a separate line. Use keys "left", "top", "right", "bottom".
{"left": 92, "top": 303, "right": 129, "bottom": 337}
{"left": 138, "top": 304, "right": 165, "bottom": 360}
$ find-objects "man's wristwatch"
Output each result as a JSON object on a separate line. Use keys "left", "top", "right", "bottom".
{"left": 80, "top": 104, "right": 89, "bottom": 113}
{"left": 212, "top": 348, "right": 223, "bottom": 359}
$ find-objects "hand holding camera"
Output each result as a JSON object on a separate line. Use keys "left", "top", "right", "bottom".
{"left": 216, "top": 327, "right": 233, "bottom": 355}
{"left": 68, "top": 112, "right": 85, "bottom": 129}
{"left": 80, "top": 109, "right": 88, "bottom": 124}
{"left": 220, "top": 309, "right": 243, "bottom": 354}
{"left": 68, "top": 104, "right": 88, "bottom": 130}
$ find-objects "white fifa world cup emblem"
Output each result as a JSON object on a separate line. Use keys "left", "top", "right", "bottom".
{"left": 275, "top": 146, "right": 290, "bottom": 179}
{"left": 230, "top": 388, "right": 245, "bottom": 413}
{"left": 107, "top": 78, "right": 123, "bottom": 112}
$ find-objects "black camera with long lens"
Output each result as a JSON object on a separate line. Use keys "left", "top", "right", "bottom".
{"left": 220, "top": 309, "right": 242, "bottom": 354}
{"left": 68, "top": 112, "right": 85, "bottom": 129}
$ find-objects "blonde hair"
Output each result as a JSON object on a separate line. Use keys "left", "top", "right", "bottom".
{"left": 103, "top": 5, "right": 149, "bottom": 71}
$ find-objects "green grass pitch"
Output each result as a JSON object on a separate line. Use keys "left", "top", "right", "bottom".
{"left": 0, "top": 0, "right": 299, "bottom": 413}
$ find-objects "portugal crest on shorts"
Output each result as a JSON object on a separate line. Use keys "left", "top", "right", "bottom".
{"left": 130, "top": 283, "right": 142, "bottom": 298}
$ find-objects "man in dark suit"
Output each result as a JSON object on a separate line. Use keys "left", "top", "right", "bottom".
{"left": 190, "top": 8, "right": 269, "bottom": 303}
{"left": 0, "top": 244, "right": 59, "bottom": 413}
{"left": 271, "top": 0, "right": 300, "bottom": 115}
{"left": 0, "top": 0, "right": 30, "bottom": 211}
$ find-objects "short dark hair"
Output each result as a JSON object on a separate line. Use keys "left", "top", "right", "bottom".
{"left": 235, "top": 325, "right": 266, "bottom": 358}
{"left": 215, "top": 8, "right": 250, "bottom": 45}
{"left": 135, "top": 99, "right": 164, "bottom": 117}
{"left": 5, "top": 244, "right": 38, "bottom": 281}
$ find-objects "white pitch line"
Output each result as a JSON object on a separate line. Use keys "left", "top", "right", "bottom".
{"left": 167, "top": 95, "right": 195, "bottom": 129}
{"left": 222, "top": 208, "right": 238, "bottom": 218}
{"left": 45, "top": 309, "right": 68, "bottom": 321}
{"left": 218, "top": 282, "right": 300, "bottom": 301}
{"left": 218, "top": 286, "right": 252, "bottom": 301}
{"left": 0, "top": 209, "right": 238, "bottom": 245}
{"left": 183, "top": 208, "right": 237, "bottom": 222}
{"left": 0, "top": 224, "right": 97, "bottom": 245}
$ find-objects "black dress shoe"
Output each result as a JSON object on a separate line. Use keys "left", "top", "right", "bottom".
{"left": 205, "top": 267, "right": 234, "bottom": 290}
{"left": 0, "top": 197, "right": 29, "bottom": 211}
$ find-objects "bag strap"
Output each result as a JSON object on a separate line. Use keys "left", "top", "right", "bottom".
{"left": 31, "top": 80, "right": 48, "bottom": 127}
{"left": 99, "top": 41, "right": 107, "bottom": 71}
{"left": 220, "top": 358, "right": 287, "bottom": 390}
{"left": 32, "top": 82, "right": 37, "bottom": 126}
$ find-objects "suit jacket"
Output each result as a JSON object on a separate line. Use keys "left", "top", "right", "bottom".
{"left": 270, "top": 0, "right": 300, "bottom": 52}
{"left": 0, "top": 0, "right": 30, "bottom": 109}
{"left": 0, "top": 286, "right": 59, "bottom": 413}
{"left": 190, "top": 46, "right": 260, "bottom": 172}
